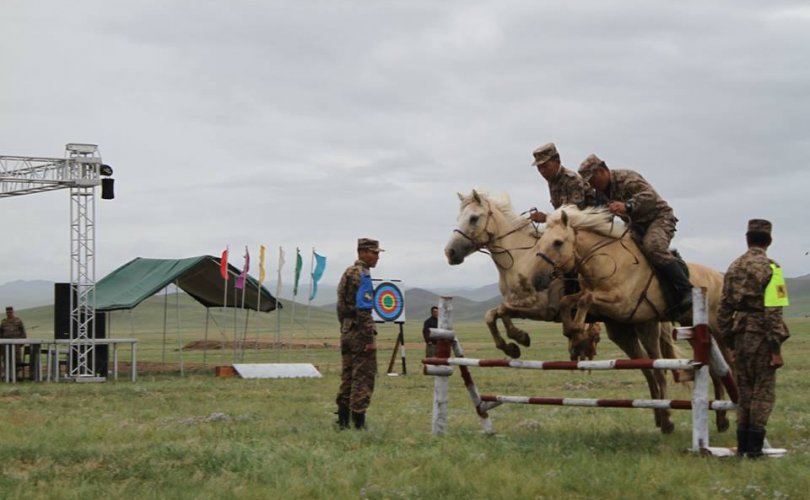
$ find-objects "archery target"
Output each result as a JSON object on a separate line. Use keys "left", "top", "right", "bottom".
{"left": 372, "top": 281, "right": 405, "bottom": 323}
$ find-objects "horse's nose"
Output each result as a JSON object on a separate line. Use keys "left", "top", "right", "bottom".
{"left": 445, "top": 247, "right": 462, "bottom": 265}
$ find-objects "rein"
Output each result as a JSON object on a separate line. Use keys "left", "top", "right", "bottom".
{"left": 453, "top": 201, "right": 541, "bottom": 270}
{"left": 538, "top": 215, "right": 665, "bottom": 323}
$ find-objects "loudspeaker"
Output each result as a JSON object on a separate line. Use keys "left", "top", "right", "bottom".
{"left": 101, "top": 178, "right": 115, "bottom": 200}
{"left": 53, "top": 283, "right": 108, "bottom": 376}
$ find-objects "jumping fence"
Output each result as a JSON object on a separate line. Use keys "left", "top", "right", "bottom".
{"left": 423, "top": 288, "right": 786, "bottom": 457}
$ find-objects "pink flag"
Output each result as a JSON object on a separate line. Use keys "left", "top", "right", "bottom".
{"left": 235, "top": 246, "right": 250, "bottom": 290}
{"left": 220, "top": 247, "right": 229, "bottom": 281}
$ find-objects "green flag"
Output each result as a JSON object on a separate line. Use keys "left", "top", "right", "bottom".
{"left": 293, "top": 247, "right": 303, "bottom": 296}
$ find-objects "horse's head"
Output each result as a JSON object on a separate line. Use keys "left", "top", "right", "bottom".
{"left": 532, "top": 208, "right": 577, "bottom": 290}
{"left": 567, "top": 322, "right": 601, "bottom": 361}
{"left": 445, "top": 190, "right": 493, "bottom": 265}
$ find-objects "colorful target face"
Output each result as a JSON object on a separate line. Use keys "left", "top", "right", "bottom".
{"left": 373, "top": 282, "right": 405, "bottom": 322}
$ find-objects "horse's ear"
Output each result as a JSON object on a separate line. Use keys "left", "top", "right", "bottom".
{"left": 472, "top": 189, "right": 482, "bottom": 203}
{"left": 561, "top": 210, "right": 569, "bottom": 227}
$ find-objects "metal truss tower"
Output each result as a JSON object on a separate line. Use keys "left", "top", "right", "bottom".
{"left": 0, "top": 144, "right": 107, "bottom": 380}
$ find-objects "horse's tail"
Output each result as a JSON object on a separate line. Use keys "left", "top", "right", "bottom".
{"left": 658, "top": 321, "right": 694, "bottom": 384}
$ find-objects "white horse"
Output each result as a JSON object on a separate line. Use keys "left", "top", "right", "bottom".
{"left": 444, "top": 190, "right": 569, "bottom": 358}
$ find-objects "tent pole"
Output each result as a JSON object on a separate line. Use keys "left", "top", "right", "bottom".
{"left": 162, "top": 286, "right": 168, "bottom": 369}
{"left": 203, "top": 308, "right": 210, "bottom": 367}
{"left": 233, "top": 286, "right": 238, "bottom": 362}
{"left": 175, "top": 280, "right": 184, "bottom": 377}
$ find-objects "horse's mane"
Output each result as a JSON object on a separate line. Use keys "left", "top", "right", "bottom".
{"left": 547, "top": 204, "right": 627, "bottom": 238}
{"left": 459, "top": 190, "right": 526, "bottom": 227}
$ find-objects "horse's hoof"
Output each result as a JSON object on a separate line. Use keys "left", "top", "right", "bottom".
{"left": 513, "top": 331, "right": 531, "bottom": 347}
{"left": 660, "top": 421, "right": 675, "bottom": 434}
{"left": 504, "top": 343, "right": 521, "bottom": 359}
{"left": 716, "top": 416, "right": 730, "bottom": 433}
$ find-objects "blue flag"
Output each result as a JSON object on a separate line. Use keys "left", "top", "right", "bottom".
{"left": 310, "top": 252, "right": 327, "bottom": 301}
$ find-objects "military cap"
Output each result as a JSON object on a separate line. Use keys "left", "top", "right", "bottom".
{"left": 746, "top": 219, "right": 772, "bottom": 236}
{"left": 531, "top": 143, "right": 559, "bottom": 166}
{"left": 357, "top": 238, "right": 384, "bottom": 252}
{"left": 578, "top": 153, "right": 607, "bottom": 180}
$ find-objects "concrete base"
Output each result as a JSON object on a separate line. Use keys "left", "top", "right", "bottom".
{"left": 232, "top": 363, "right": 321, "bottom": 379}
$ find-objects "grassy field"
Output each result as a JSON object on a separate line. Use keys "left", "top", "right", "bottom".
{"left": 1, "top": 303, "right": 808, "bottom": 499}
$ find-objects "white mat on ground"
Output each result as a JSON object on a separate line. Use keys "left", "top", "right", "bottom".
{"left": 232, "top": 363, "right": 322, "bottom": 379}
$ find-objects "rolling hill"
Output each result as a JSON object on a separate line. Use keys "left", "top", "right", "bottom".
{"left": 4, "top": 274, "right": 810, "bottom": 323}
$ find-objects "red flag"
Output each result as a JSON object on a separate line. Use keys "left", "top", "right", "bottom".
{"left": 220, "top": 247, "right": 229, "bottom": 281}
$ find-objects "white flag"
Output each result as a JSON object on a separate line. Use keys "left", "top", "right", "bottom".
{"left": 276, "top": 246, "right": 286, "bottom": 296}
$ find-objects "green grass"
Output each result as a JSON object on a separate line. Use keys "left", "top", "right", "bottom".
{"left": 1, "top": 305, "right": 808, "bottom": 498}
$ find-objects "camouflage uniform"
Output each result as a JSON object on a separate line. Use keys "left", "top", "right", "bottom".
{"left": 548, "top": 166, "right": 596, "bottom": 210}
{"left": 531, "top": 142, "right": 595, "bottom": 210}
{"left": 719, "top": 248, "right": 789, "bottom": 426}
{"left": 0, "top": 316, "right": 26, "bottom": 339}
{"left": 579, "top": 154, "right": 692, "bottom": 314}
{"left": 590, "top": 166, "right": 676, "bottom": 266}
{"left": 335, "top": 257, "right": 378, "bottom": 416}
{"left": 0, "top": 310, "right": 26, "bottom": 372}
{"left": 718, "top": 219, "right": 789, "bottom": 456}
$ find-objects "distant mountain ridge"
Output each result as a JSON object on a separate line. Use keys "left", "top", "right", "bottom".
{"left": 4, "top": 276, "right": 810, "bottom": 318}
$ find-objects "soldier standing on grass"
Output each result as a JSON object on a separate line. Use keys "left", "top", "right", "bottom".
{"left": 718, "top": 219, "right": 790, "bottom": 458}
{"left": 335, "top": 238, "right": 383, "bottom": 430}
{"left": 0, "top": 306, "right": 26, "bottom": 372}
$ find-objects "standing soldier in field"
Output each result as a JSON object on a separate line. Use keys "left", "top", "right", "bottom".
{"left": 578, "top": 154, "right": 693, "bottom": 314}
{"left": 335, "top": 238, "right": 383, "bottom": 430}
{"left": 718, "top": 219, "right": 790, "bottom": 458}
{"left": 0, "top": 306, "right": 27, "bottom": 374}
{"left": 529, "top": 142, "right": 595, "bottom": 223}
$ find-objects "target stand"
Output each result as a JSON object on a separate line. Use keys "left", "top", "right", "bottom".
{"left": 371, "top": 279, "right": 407, "bottom": 376}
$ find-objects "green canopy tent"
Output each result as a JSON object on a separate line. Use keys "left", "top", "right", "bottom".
{"left": 95, "top": 256, "right": 280, "bottom": 312}
{"left": 95, "top": 256, "right": 282, "bottom": 372}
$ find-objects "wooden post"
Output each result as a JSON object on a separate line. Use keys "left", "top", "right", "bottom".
{"left": 691, "top": 287, "right": 710, "bottom": 452}
{"left": 430, "top": 297, "right": 454, "bottom": 435}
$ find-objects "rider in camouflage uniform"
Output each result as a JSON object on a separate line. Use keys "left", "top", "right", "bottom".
{"left": 335, "top": 238, "right": 383, "bottom": 430}
{"left": 578, "top": 154, "right": 692, "bottom": 314}
{"left": 718, "top": 219, "right": 789, "bottom": 457}
{"left": 529, "top": 143, "right": 595, "bottom": 223}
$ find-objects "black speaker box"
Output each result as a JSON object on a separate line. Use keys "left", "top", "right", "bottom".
{"left": 53, "top": 282, "right": 108, "bottom": 376}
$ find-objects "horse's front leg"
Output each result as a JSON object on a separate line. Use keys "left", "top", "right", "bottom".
{"left": 563, "top": 292, "right": 593, "bottom": 338}
{"left": 484, "top": 305, "right": 522, "bottom": 358}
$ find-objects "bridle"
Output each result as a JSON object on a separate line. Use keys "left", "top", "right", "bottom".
{"left": 536, "top": 215, "right": 662, "bottom": 322}
{"left": 453, "top": 200, "right": 541, "bottom": 270}
{"left": 536, "top": 219, "right": 633, "bottom": 282}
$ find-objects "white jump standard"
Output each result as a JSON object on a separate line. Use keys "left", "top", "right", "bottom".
{"left": 424, "top": 290, "right": 786, "bottom": 457}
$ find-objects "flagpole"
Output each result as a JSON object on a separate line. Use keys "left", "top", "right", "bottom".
{"left": 257, "top": 244, "right": 267, "bottom": 353}
{"left": 275, "top": 246, "right": 284, "bottom": 362}
{"left": 240, "top": 281, "right": 247, "bottom": 361}
{"left": 306, "top": 247, "right": 315, "bottom": 345}
{"left": 221, "top": 246, "right": 229, "bottom": 356}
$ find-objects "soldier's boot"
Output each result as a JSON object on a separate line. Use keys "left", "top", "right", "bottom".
{"left": 659, "top": 261, "right": 693, "bottom": 316}
{"left": 746, "top": 425, "right": 766, "bottom": 458}
{"left": 336, "top": 404, "right": 350, "bottom": 430}
{"left": 352, "top": 411, "right": 366, "bottom": 430}
{"left": 735, "top": 425, "right": 748, "bottom": 457}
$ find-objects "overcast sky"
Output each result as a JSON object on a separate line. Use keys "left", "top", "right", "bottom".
{"left": 2, "top": 1, "right": 809, "bottom": 294}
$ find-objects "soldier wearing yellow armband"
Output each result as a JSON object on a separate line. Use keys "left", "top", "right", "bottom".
{"left": 718, "top": 219, "right": 790, "bottom": 458}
